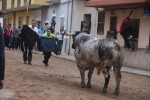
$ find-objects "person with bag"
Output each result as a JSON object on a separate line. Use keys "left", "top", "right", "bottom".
{"left": 4, "top": 23, "right": 14, "bottom": 49}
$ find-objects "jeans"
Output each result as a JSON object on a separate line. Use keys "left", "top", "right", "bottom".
{"left": 120, "top": 32, "right": 131, "bottom": 49}
{"left": 10, "top": 37, "right": 17, "bottom": 49}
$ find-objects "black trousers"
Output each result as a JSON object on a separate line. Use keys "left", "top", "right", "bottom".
{"left": 43, "top": 51, "right": 51, "bottom": 64}
{"left": 57, "top": 40, "right": 63, "bottom": 52}
{"left": 23, "top": 43, "right": 33, "bottom": 62}
{"left": 37, "top": 38, "right": 42, "bottom": 51}
{"left": 5, "top": 36, "right": 10, "bottom": 48}
{"left": 120, "top": 32, "right": 131, "bottom": 49}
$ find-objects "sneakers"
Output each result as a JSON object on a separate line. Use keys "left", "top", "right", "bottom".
{"left": 128, "top": 48, "right": 132, "bottom": 50}
{"left": 28, "top": 62, "right": 32, "bottom": 65}
{"left": 45, "top": 64, "right": 49, "bottom": 67}
{"left": 128, "top": 35, "right": 133, "bottom": 39}
{"left": 43, "top": 61, "right": 49, "bottom": 67}
{"left": 24, "top": 61, "right": 27, "bottom": 64}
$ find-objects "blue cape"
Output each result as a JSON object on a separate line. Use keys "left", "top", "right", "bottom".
{"left": 40, "top": 37, "right": 58, "bottom": 53}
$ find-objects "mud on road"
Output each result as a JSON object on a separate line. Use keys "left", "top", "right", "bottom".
{"left": 1, "top": 50, "right": 150, "bottom": 100}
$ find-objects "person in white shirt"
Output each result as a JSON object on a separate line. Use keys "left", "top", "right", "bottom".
{"left": 23, "top": 20, "right": 39, "bottom": 65}
{"left": 56, "top": 26, "right": 66, "bottom": 55}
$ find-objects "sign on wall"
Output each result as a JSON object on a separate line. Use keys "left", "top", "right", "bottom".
{"left": 143, "top": 7, "right": 150, "bottom": 18}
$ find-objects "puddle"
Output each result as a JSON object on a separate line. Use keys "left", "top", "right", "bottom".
{"left": 0, "top": 89, "right": 14, "bottom": 100}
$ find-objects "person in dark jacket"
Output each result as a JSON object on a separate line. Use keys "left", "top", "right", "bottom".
{"left": 0, "top": 26, "right": 5, "bottom": 90}
{"left": 119, "top": 17, "right": 133, "bottom": 50}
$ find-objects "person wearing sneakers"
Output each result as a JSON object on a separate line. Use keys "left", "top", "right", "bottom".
{"left": 119, "top": 17, "right": 133, "bottom": 50}
{"left": 42, "top": 28, "right": 58, "bottom": 67}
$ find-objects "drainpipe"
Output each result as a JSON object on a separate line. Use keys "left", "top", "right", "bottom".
{"left": 61, "top": 0, "right": 73, "bottom": 55}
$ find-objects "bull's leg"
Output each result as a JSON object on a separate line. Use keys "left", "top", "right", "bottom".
{"left": 77, "top": 64, "right": 86, "bottom": 88}
{"left": 113, "top": 67, "right": 121, "bottom": 95}
{"left": 86, "top": 68, "right": 94, "bottom": 88}
{"left": 102, "top": 66, "right": 110, "bottom": 94}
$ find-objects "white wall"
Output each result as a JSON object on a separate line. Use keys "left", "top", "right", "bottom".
{"left": 70, "top": 0, "right": 97, "bottom": 55}
{"left": 33, "top": 9, "right": 42, "bottom": 22}
{"left": 100, "top": 8, "right": 150, "bottom": 48}
{"left": 42, "top": 1, "right": 72, "bottom": 32}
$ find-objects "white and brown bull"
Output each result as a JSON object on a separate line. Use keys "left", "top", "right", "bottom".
{"left": 72, "top": 32, "right": 124, "bottom": 95}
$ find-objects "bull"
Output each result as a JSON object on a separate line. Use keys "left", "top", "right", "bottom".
{"left": 72, "top": 32, "right": 124, "bottom": 95}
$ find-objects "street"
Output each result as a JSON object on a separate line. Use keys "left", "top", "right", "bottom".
{"left": 1, "top": 50, "right": 150, "bottom": 100}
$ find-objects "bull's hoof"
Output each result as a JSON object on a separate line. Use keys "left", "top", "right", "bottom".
{"left": 80, "top": 84, "right": 85, "bottom": 88}
{"left": 86, "top": 84, "right": 91, "bottom": 88}
{"left": 113, "top": 91, "right": 119, "bottom": 96}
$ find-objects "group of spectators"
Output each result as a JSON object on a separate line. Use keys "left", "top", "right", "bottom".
{"left": 3, "top": 22, "right": 67, "bottom": 54}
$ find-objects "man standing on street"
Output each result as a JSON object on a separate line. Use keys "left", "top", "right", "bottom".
{"left": 0, "top": 26, "right": 5, "bottom": 89}
{"left": 22, "top": 20, "right": 39, "bottom": 65}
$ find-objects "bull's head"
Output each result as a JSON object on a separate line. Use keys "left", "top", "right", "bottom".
{"left": 72, "top": 32, "right": 81, "bottom": 49}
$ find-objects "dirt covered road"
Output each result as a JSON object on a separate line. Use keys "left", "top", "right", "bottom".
{"left": 1, "top": 50, "right": 150, "bottom": 100}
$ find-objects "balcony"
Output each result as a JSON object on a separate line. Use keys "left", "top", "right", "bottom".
{"left": 84, "top": 0, "right": 150, "bottom": 8}
{"left": 46, "top": 0, "right": 60, "bottom": 4}
{"left": 30, "top": 0, "right": 49, "bottom": 6}
{"left": 1, "top": 0, "right": 49, "bottom": 13}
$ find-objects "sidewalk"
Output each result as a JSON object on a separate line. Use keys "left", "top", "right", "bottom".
{"left": 56, "top": 54, "right": 150, "bottom": 77}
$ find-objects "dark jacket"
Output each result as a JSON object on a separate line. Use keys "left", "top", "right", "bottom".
{"left": 0, "top": 26, "right": 5, "bottom": 80}
{"left": 21, "top": 25, "right": 39, "bottom": 48}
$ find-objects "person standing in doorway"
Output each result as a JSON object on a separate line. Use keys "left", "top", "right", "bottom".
{"left": 0, "top": 26, "right": 5, "bottom": 90}
{"left": 119, "top": 17, "right": 133, "bottom": 50}
{"left": 56, "top": 26, "right": 66, "bottom": 55}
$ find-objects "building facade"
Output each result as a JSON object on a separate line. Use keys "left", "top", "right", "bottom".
{"left": 69, "top": 0, "right": 97, "bottom": 55}
{"left": 84, "top": 0, "right": 150, "bottom": 70}
{"left": 43, "top": 0, "right": 73, "bottom": 55}
{"left": 0, "top": 0, "right": 49, "bottom": 28}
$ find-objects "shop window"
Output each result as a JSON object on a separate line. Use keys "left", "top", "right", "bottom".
{"left": 97, "top": 12, "right": 105, "bottom": 35}
{"left": 124, "top": 19, "right": 140, "bottom": 50}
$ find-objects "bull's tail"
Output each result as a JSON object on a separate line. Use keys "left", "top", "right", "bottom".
{"left": 115, "top": 42, "right": 122, "bottom": 78}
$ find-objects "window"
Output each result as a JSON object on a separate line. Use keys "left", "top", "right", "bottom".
{"left": 26, "top": 16, "right": 29, "bottom": 25}
{"left": 18, "top": 17, "right": 23, "bottom": 27}
{"left": 8, "top": 18, "right": 12, "bottom": 25}
{"left": 97, "top": 12, "right": 105, "bottom": 35}
{"left": 60, "top": 17, "right": 65, "bottom": 27}
{"left": 11, "top": 0, "right": 14, "bottom": 8}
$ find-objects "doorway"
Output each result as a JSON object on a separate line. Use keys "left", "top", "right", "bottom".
{"left": 110, "top": 16, "right": 117, "bottom": 31}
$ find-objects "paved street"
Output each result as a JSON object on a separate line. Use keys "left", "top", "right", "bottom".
{"left": 0, "top": 50, "right": 150, "bottom": 100}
